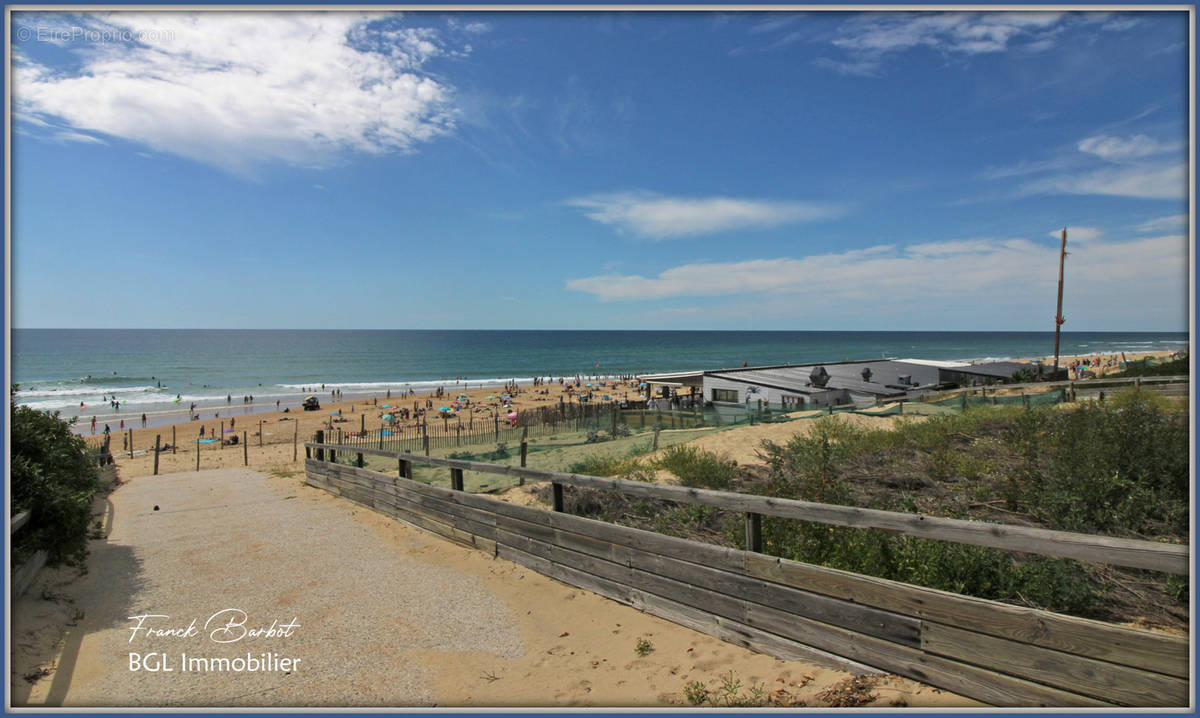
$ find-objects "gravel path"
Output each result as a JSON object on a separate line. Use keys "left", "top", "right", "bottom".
{"left": 45, "top": 468, "right": 523, "bottom": 707}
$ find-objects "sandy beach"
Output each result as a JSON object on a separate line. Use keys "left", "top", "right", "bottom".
{"left": 12, "top": 348, "right": 1182, "bottom": 707}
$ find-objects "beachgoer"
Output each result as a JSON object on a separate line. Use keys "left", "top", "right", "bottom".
{"left": 91, "top": 416, "right": 97, "bottom": 433}
{"left": 141, "top": 413, "right": 147, "bottom": 428}
{"left": 104, "top": 424, "right": 110, "bottom": 435}
{"left": 120, "top": 419, "right": 125, "bottom": 430}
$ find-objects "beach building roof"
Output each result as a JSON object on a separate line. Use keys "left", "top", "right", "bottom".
{"left": 639, "top": 370, "right": 704, "bottom": 387}
{"left": 948, "top": 361, "right": 1038, "bottom": 379}
{"left": 638, "top": 357, "right": 1037, "bottom": 402}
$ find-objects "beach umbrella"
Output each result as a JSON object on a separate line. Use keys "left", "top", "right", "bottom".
{"left": 486, "top": 395, "right": 496, "bottom": 399}
{"left": 439, "top": 406, "right": 450, "bottom": 411}
{"left": 329, "top": 412, "right": 341, "bottom": 417}
{"left": 381, "top": 414, "right": 394, "bottom": 421}
{"left": 380, "top": 404, "right": 393, "bottom": 409}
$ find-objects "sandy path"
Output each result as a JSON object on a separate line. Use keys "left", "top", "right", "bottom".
{"left": 11, "top": 467, "right": 976, "bottom": 708}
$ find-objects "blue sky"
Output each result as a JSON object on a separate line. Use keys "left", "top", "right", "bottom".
{"left": 9, "top": 9, "right": 1192, "bottom": 330}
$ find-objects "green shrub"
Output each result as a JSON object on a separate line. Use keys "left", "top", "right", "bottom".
{"left": 654, "top": 445, "right": 736, "bottom": 490}
{"left": 567, "top": 454, "right": 648, "bottom": 480}
{"left": 11, "top": 400, "right": 102, "bottom": 566}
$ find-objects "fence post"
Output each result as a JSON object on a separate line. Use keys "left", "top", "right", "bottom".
{"left": 129, "top": 429, "right": 134, "bottom": 459}
{"left": 520, "top": 428, "right": 528, "bottom": 486}
{"left": 552, "top": 482, "right": 564, "bottom": 512}
{"left": 315, "top": 430, "right": 324, "bottom": 461}
{"left": 423, "top": 434, "right": 430, "bottom": 456}
{"left": 361, "top": 413, "right": 366, "bottom": 435}
{"left": 745, "top": 512, "right": 762, "bottom": 552}
{"left": 652, "top": 424, "right": 661, "bottom": 452}
{"left": 450, "top": 467, "right": 464, "bottom": 491}
{"left": 220, "top": 421, "right": 224, "bottom": 448}
{"left": 293, "top": 421, "right": 298, "bottom": 462}
{"left": 357, "top": 451, "right": 364, "bottom": 468}
{"left": 243, "top": 431, "right": 248, "bottom": 466}
{"left": 172, "top": 426, "right": 176, "bottom": 455}
{"left": 153, "top": 435, "right": 161, "bottom": 475}
{"left": 196, "top": 438, "right": 201, "bottom": 471}
{"left": 611, "top": 403, "right": 618, "bottom": 436}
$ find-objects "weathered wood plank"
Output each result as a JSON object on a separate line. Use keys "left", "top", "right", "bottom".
{"left": 11, "top": 510, "right": 32, "bottom": 535}
{"left": 546, "top": 510, "right": 746, "bottom": 574}
{"left": 495, "top": 506, "right": 919, "bottom": 647}
{"left": 630, "top": 550, "right": 921, "bottom": 648}
{"left": 13, "top": 549, "right": 48, "bottom": 598}
{"left": 746, "top": 553, "right": 1188, "bottom": 678}
{"left": 623, "top": 587, "right": 886, "bottom": 675}
{"left": 744, "top": 603, "right": 1111, "bottom": 707}
{"left": 305, "top": 445, "right": 1187, "bottom": 573}
{"left": 496, "top": 543, "right": 636, "bottom": 606}
{"left": 920, "top": 622, "right": 1188, "bottom": 707}
{"left": 391, "top": 491, "right": 499, "bottom": 544}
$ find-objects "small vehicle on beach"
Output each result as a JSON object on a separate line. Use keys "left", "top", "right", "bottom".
{"left": 302, "top": 396, "right": 320, "bottom": 411}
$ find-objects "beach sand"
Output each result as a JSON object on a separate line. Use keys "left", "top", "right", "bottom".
{"left": 14, "top": 348, "right": 1180, "bottom": 707}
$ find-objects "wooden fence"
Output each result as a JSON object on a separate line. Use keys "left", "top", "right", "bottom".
{"left": 304, "top": 443, "right": 1188, "bottom": 707}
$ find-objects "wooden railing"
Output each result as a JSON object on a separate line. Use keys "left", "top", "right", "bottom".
{"left": 303, "top": 443, "right": 1189, "bottom": 707}
{"left": 11, "top": 510, "right": 48, "bottom": 599}
{"left": 306, "top": 443, "right": 1186, "bottom": 575}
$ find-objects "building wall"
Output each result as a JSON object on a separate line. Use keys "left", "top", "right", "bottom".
{"left": 702, "top": 375, "right": 838, "bottom": 407}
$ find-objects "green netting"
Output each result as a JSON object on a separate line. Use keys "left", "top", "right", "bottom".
{"left": 331, "top": 421, "right": 722, "bottom": 493}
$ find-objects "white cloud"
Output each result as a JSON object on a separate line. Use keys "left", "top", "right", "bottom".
{"left": 1047, "top": 226, "right": 1101, "bottom": 243}
{"left": 565, "top": 191, "right": 844, "bottom": 240}
{"left": 809, "top": 12, "right": 1132, "bottom": 76}
{"left": 1135, "top": 214, "right": 1187, "bottom": 234}
{"left": 823, "top": 12, "right": 1065, "bottom": 66}
{"left": 566, "top": 234, "right": 1187, "bottom": 308}
{"left": 1078, "top": 134, "right": 1172, "bottom": 161}
{"left": 13, "top": 12, "right": 460, "bottom": 176}
{"left": 51, "top": 130, "right": 106, "bottom": 145}
{"left": 1021, "top": 163, "right": 1186, "bottom": 200}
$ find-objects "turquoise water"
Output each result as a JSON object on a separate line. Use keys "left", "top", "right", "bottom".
{"left": 11, "top": 329, "right": 1188, "bottom": 427}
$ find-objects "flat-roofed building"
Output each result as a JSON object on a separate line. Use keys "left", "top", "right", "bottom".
{"left": 640, "top": 357, "right": 1039, "bottom": 409}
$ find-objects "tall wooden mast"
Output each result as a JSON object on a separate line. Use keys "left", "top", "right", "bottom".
{"left": 1052, "top": 227, "right": 1068, "bottom": 379}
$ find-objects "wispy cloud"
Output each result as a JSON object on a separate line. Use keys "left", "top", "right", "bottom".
{"left": 1135, "top": 214, "right": 1187, "bottom": 234}
{"left": 991, "top": 130, "right": 1187, "bottom": 201}
{"left": 808, "top": 12, "right": 1127, "bottom": 77}
{"left": 1078, "top": 134, "right": 1176, "bottom": 161}
{"left": 567, "top": 234, "right": 1186, "bottom": 305}
{"left": 1021, "top": 162, "right": 1186, "bottom": 200}
{"left": 565, "top": 191, "right": 844, "bottom": 240}
{"left": 13, "top": 12, "right": 462, "bottom": 177}
{"left": 1048, "top": 226, "right": 1101, "bottom": 242}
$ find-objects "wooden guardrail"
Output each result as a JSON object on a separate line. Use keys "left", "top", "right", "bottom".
{"left": 11, "top": 510, "right": 49, "bottom": 599}
{"left": 304, "top": 445, "right": 1188, "bottom": 707}
{"left": 305, "top": 443, "right": 1187, "bottom": 575}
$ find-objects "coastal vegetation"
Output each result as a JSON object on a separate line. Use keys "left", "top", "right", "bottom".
{"left": 10, "top": 386, "right": 103, "bottom": 566}
{"left": 558, "top": 389, "right": 1189, "bottom": 628}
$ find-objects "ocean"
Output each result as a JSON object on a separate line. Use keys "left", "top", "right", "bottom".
{"left": 10, "top": 329, "right": 1189, "bottom": 430}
